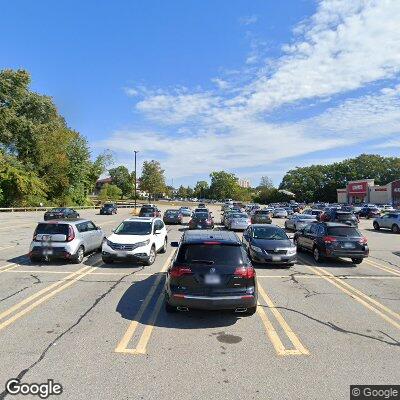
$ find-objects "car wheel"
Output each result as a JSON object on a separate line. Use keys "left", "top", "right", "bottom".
{"left": 294, "top": 237, "right": 302, "bottom": 252}
{"left": 72, "top": 246, "right": 85, "bottom": 264}
{"left": 352, "top": 258, "right": 363, "bottom": 265}
{"left": 392, "top": 224, "right": 400, "bottom": 234}
{"left": 102, "top": 257, "right": 114, "bottom": 264}
{"left": 160, "top": 237, "right": 167, "bottom": 253}
{"left": 144, "top": 246, "right": 156, "bottom": 266}
{"left": 373, "top": 222, "right": 380, "bottom": 230}
{"left": 165, "top": 301, "right": 177, "bottom": 313}
{"left": 313, "top": 247, "right": 323, "bottom": 263}
{"left": 29, "top": 255, "right": 42, "bottom": 263}
{"left": 244, "top": 306, "right": 257, "bottom": 316}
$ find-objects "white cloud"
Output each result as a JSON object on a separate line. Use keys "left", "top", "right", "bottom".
{"left": 375, "top": 139, "right": 400, "bottom": 149}
{"left": 105, "top": 0, "right": 400, "bottom": 183}
{"left": 239, "top": 15, "right": 258, "bottom": 26}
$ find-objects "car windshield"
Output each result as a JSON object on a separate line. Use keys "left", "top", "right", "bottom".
{"left": 104, "top": 204, "right": 114, "bottom": 208}
{"left": 50, "top": 208, "right": 66, "bottom": 212}
{"left": 166, "top": 210, "right": 179, "bottom": 215}
{"left": 298, "top": 215, "right": 315, "bottom": 220}
{"left": 336, "top": 213, "right": 355, "bottom": 220}
{"left": 36, "top": 223, "right": 69, "bottom": 235}
{"left": 327, "top": 227, "right": 361, "bottom": 237}
{"left": 193, "top": 213, "right": 208, "bottom": 219}
{"left": 252, "top": 227, "right": 288, "bottom": 240}
{"left": 232, "top": 213, "right": 247, "bottom": 218}
{"left": 114, "top": 221, "right": 152, "bottom": 235}
{"left": 177, "top": 244, "right": 243, "bottom": 265}
{"left": 256, "top": 211, "right": 269, "bottom": 215}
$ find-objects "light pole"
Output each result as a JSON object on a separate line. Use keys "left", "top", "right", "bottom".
{"left": 134, "top": 150, "right": 138, "bottom": 212}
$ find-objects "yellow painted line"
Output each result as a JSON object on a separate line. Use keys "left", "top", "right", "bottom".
{"left": 364, "top": 259, "right": 400, "bottom": 277}
{"left": 256, "top": 274, "right": 400, "bottom": 280}
{"left": 300, "top": 260, "right": 400, "bottom": 331}
{"left": 257, "top": 283, "right": 309, "bottom": 355}
{"left": 0, "top": 263, "right": 21, "bottom": 274}
{"left": 115, "top": 251, "right": 175, "bottom": 354}
{"left": 0, "top": 244, "right": 19, "bottom": 252}
{"left": 0, "top": 270, "right": 160, "bottom": 277}
{"left": 0, "top": 265, "right": 92, "bottom": 322}
{"left": 0, "top": 267, "right": 97, "bottom": 332}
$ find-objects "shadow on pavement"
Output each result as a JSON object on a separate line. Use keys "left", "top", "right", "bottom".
{"left": 116, "top": 272, "right": 241, "bottom": 329}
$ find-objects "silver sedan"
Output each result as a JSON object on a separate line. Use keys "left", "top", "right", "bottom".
{"left": 227, "top": 213, "right": 251, "bottom": 231}
{"left": 284, "top": 214, "right": 316, "bottom": 231}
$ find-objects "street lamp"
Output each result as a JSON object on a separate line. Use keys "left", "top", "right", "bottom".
{"left": 134, "top": 150, "right": 138, "bottom": 212}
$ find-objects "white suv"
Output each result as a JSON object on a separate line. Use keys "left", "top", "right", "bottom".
{"left": 102, "top": 217, "right": 168, "bottom": 265}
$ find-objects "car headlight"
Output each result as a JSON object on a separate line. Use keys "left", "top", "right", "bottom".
{"left": 251, "top": 245, "right": 263, "bottom": 253}
{"left": 134, "top": 239, "right": 150, "bottom": 248}
{"left": 287, "top": 247, "right": 297, "bottom": 255}
{"left": 106, "top": 239, "right": 113, "bottom": 247}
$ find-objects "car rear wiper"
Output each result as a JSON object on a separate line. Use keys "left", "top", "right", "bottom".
{"left": 190, "top": 260, "right": 215, "bottom": 265}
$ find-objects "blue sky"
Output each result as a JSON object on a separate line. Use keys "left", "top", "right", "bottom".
{"left": 2, "top": 0, "right": 400, "bottom": 187}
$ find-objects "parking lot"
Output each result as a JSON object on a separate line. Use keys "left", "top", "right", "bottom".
{"left": 0, "top": 205, "right": 399, "bottom": 400}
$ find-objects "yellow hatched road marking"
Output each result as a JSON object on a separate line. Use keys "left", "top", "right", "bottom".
{"left": 364, "top": 259, "right": 400, "bottom": 277}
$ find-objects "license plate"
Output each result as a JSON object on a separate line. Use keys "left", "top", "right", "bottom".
{"left": 43, "top": 249, "right": 53, "bottom": 255}
{"left": 343, "top": 242, "right": 355, "bottom": 249}
{"left": 116, "top": 251, "right": 127, "bottom": 257}
{"left": 204, "top": 274, "right": 221, "bottom": 285}
{"left": 272, "top": 255, "right": 281, "bottom": 261}
{"left": 197, "top": 225, "right": 202, "bottom": 228}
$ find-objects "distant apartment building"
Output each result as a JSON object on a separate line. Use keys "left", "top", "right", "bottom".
{"left": 238, "top": 178, "right": 251, "bottom": 188}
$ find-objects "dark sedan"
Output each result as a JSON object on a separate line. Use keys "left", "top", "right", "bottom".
{"left": 165, "top": 230, "right": 257, "bottom": 314}
{"left": 242, "top": 224, "right": 297, "bottom": 267}
{"left": 188, "top": 211, "right": 214, "bottom": 230}
{"left": 357, "top": 207, "right": 381, "bottom": 219}
{"left": 294, "top": 222, "right": 369, "bottom": 264}
{"left": 100, "top": 203, "right": 117, "bottom": 215}
{"left": 44, "top": 208, "right": 80, "bottom": 221}
{"left": 163, "top": 209, "right": 183, "bottom": 225}
{"left": 320, "top": 210, "right": 358, "bottom": 227}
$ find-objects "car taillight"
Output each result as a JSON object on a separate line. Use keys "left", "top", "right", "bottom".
{"left": 323, "top": 236, "right": 337, "bottom": 244}
{"left": 169, "top": 265, "right": 192, "bottom": 278}
{"left": 66, "top": 225, "right": 75, "bottom": 242}
{"left": 188, "top": 219, "right": 193, "bottom": 225}
{"left": 359, "top": 237, "right": 368, "bottom": 245}
{"left": 234, "top": 266, "right": 256, "bottom": 279}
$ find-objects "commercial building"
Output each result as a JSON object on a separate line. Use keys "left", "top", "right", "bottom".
{"left": 337, "top": 179, "right": 400, "bottom": 206}
{"left": 238, "top": 178, "right": 251, "bottom": 188}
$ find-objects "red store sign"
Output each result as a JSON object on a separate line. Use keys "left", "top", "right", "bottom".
{"left": 347, "top": 181, "right": 368, "bottom": 194}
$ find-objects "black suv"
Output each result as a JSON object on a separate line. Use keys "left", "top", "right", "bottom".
{"left": 320, "top": 210, "right": 358, "bottom": 227}
{"left": 44, "top": 208, "right": 80, "bottom": 221}
{"left": 294, "top": 222, "right": 369, "bottom": 264}
{"left": 165, "top": 231, "right": 257, "bottom": 315}
{"left": 139, "top": 205, "right": 161, "bottom": 217}
{"left": 100, "top": 203, "right": 117, "bottom": 215}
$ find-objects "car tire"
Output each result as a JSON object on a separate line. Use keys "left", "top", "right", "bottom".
{"left": 102, "top": 257, "right": 114, "bottom": 264}
{"left": 160, "top": 237, "right": 167, "bottom": 253}
{"left": 72, "top": 246, "right": 85, "bottom": 264}
{"left": 29, "top": 255, "right": 42, "bottom": 263}
{"left": 165, "top": 301, "right": 177, "bottom": 313}
{"left": 294, "top": 237, "right": 302, "bottom": 252}
{"left": 313, "top": 247, "right": 323, "bottom": 263}
{"left": 144, "top": 245, "right": 156, "bottom": 266}
{"left": 244, "top": 306, "right": 257, "bottom": 316}
{"left": 373, "top": 221, "right": 380, "bottom": 230}
{"left": 352, "top": 258, "right": 363, "bottom": 265}
{"left": 392, "top": 224, "right": 400, "bottom": 234}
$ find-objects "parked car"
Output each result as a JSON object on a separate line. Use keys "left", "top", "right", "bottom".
{"left": 139, "top": 205, "right": 161, "bottom": 217}
{"left": 188, "top": 211, "right": 214, "bottom": 230}
{"left": 251, "top": 210, "right": 272, "bottom": 224}
{"left": 29, "top": 219, "right": 104, "bottom": 263}
{"left": 373, "top": 213, "right": 400, "bottom": 233}
{"left": 163, "top": 209, "right": 183, "bottom": 225}
{"left": 284, "top": 214, "right": 316, "bottom": 231}
{"left": 100, "top": 203, "right": 117, "bottom": 215}
{"left": 357, "top": 207, "right": 380, "bottom": 219}
{"left": 222, "top": 208, "right": 241, "bottom": 225}
{"left": 198, "top": 203, "right": 207, "bottom": 209}
{"left": 102, "top": 217, "right": 167, "bottom": 265}
{"left": 294, "top": 222, "right": 369, "bottom": 264}
{"left": 242, "top": 224, "right": 296, "bottom": 266}
{"left": 272, "top": 208, "right": 288, "bottom": 218}
{"left": 179, "top": 206, "right": 192, "bottom": 217}
{"left": 165, "top": 230, "right": 257, "bottom": 314}
{"left": 226, "top": 212, "right": 251, "bottom": 231}
{"left": 284, "top": 207, "right": 294, "bottom": 216}
{"left": 44, "top": 207, "right": 80, "bottom": 221}
{"left": 320, "top": 210, "right": 359, "bottom": 227}
{"left": 302, "top": 209, "right": 324, "bottom": 219}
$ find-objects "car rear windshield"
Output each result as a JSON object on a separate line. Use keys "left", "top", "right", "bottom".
{"left": 298, "top": 215, "right": 315, "bottom": 220}
{"left": 252, "top": 226, "right": 288, "bottom": 240}
{"left": 177, "top": 244, "right": 244, "bottom": 265}
{"left": 114, "top": 221, "right": 152, "bottom": 235}
{"left": 193, "top": 212, "right": 208, "bottom": 219}
{"left": 327, "top": 227, "right": 361, "bottom": 237}
{"left": 49, "top": 208, "right": 66, "bottom": 212}
{"left": 36, "top": 223, "right": 69, "bottom": 235}
{"left": 166, "top": 210, "right": 179, "bottom": 215}
{"left": 336, "top": 213, "right": 355, "bottom": 220}
{"left": 255, "top": 211, "right": 269, "bottom": 215}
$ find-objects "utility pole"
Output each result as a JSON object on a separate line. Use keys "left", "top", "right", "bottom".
{"left": 134, "top": 150, "right": 138, "bottom": 213}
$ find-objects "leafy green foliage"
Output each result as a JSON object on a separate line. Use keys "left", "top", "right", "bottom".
{"left": 109, "top": 165, "right": 134, "bottom": 198}
{"left": 98, "top": 184, "right": 122, "bottom": 202}
{"left": 140, "top": 160, "right": 166, "bottom": 199}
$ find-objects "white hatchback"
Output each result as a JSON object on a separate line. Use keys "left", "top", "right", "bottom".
{"left": 102, "top": 217, "right": 168, "bottom": 265}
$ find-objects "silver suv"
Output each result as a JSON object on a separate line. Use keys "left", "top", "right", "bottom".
{"left": 29, "top": 219, "right": 105, "bottom": 263}
{"left": 373, "top": 213, "right": 400, "bottom": 233}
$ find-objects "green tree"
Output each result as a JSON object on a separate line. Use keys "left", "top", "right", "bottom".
{"left": 109, "top": 165, "right": 133, "bottom": 199}
{"left": 140, "top": 160, "right": 166, "bottom": 200}
{"left": 177, "top": 185, "right": 187, "bottom": 198}
{"left": 209, "top": 171, "right": 239, "bottom": 200}
{"left": 98, "top": 184, "right": 122, "bottom": 202}
{"left": 194, "top": 180, "right": 209, "bottom": 198}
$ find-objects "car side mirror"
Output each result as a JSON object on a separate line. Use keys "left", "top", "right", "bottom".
{"left": 111, "top": 228, "right": 115, "bottom": 233}
{"left": 171, "top": 241, "right": 179, "bottom": 247}
{"left": 97, "top": 226, "right": 102, "bottom": 230}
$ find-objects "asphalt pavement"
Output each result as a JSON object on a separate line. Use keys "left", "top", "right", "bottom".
{"left": 0, "top": 205, "right": 399, "bottom": 400}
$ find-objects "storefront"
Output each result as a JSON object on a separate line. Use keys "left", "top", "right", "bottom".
{"left": 346, "top": 180, "right": 371, "bottom": 204}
